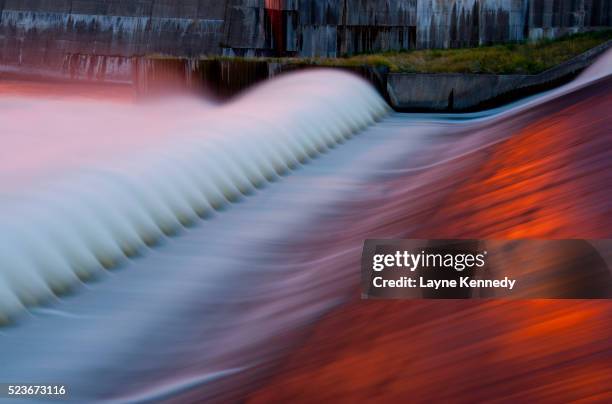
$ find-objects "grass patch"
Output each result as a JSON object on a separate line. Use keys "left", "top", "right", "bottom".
{"left": 305, "top": 30, "right": 612, "bottom": 74}
{"left": 224, "top": 30, "right": 605, "bottom": 74}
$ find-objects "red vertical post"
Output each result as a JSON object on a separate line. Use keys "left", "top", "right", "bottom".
{"left": 265, "top": 0, "right": 285, "bottom": 56}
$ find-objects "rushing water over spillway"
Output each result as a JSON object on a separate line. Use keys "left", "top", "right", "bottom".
{"left": 0, "top": 55, "right": 611, "bottom": 402}
{"left": 0, "top": 71, "right": 388, "bottom": 320}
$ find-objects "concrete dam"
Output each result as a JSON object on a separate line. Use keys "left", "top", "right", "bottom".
{"left": 1, "top": 0, "right": 610, "bottom": 69}
{"left": 1, "top": 1, "right": 612, "bottom": 401}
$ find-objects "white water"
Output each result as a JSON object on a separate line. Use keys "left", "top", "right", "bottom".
{"left": 0, "top": 55, "right": 610, "bottom": 402}
{"left": 0, "top": 70, "right": 388, "bottom": 321}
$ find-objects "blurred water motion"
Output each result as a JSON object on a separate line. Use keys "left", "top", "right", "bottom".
{"left": 0, "top": 51, "right": 611, "bottom": 403}
{"left": 247, "top": 61, "right": 612, "bottom": 402}
{"left": 0, "top": 70, "right": 387, "bottom": 321}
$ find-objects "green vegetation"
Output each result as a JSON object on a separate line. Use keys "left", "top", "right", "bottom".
{"left": 151, "top": 30, "right": 611, "bottom": 75}
{"left": 284, "top": 30, "right": 612, "bottom": 74}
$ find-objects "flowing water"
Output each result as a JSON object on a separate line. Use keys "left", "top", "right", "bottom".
{"left": 0, "top": 53, "right": 610, "bottom": 402}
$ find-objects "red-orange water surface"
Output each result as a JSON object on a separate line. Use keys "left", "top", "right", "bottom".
{"left": 1, "top": 66, "right": 610, "bottom": 403}
{"left": 248, "top": 77, "right": 612, "bottom": 403}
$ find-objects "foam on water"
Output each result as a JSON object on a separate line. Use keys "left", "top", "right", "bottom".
{"left": 0, "top": 69, "right": 389, "bottom": 321}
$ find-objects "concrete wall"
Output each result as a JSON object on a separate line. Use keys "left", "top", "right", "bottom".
{"left": 221, "top": 0, "right": 419, "bottom": 57}
{"left": 4, "top": 35, "right": 607, "bottom": 112}
{"left": 528, "top": 0, "right": 612, "bottom": 40}
{"left": 128, "top": 37, "right": 610, "bottom": 110}
{"left": 386, "top": 38, "right": 612, "bottom": 110}
{"left": 0, "top": 0, "right": 609, "bottom": 67}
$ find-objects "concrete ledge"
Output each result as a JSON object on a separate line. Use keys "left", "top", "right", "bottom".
{"left": 386, "top": 39, "right": 612, "bottom": 111}
{"left": 2, "top": 38, "right": 609, "bottom": 113}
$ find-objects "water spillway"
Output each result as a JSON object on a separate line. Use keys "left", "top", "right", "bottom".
{"left": 0, "top": 69, "right": 388, "bottom": 322}
{"left": 0, "top": 53, "right": 610, "bottom": 402}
